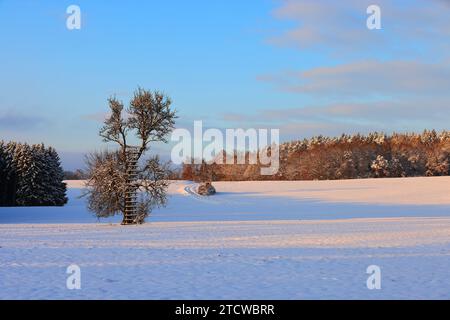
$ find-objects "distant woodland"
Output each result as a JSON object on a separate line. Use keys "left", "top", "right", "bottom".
{"left": 181, "top": 130, "right": 450, "bottom": 181}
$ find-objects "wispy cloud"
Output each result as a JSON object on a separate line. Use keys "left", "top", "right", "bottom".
{"left": 269, "top": 0, "right": 450, "bottom": 57}
{"left": 259, "top": 60, "right": 450, "bottom": 98}
{"left": 221, "top": 97, "right": 450, "bottom": 138}
{"left": 254, "top": 0, "right": 450, "bottom": 138}
{"left": 0, "top": 111, "right": 49, "bottom": 131}
{"left": 265, "top": 99, "right": 447, "bottom": 122}
{"left": 81, "top": 112, "right": 110, "bottom": 122}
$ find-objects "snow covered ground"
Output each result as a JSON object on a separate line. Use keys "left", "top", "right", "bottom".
{"left": 1, "top": 177, "right": 450, "bottom": 299}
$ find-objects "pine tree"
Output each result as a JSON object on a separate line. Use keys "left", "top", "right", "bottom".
{"left": 45, "top": 146, "right": 68, "bottom": 206}
{"left": 0, "top": 141, "right": 8, "bottom": 205}
{"left": 0, "top": 141, "right": 67, "bottom": 206}
{"left": 4, "top": 142, "right": 19, "bottom": 205}
{"left": 15, "top": 143, "right": 36, "bottom": 206}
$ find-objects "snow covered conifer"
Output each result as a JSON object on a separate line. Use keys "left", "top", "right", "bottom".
{"left": 371, "top": 155, "right": 390, "bottom": 178}
{"left": 0, "top": 141, "right": 67, "bottom": 206}
{"left": 45, "top": 146, "right": 68, "bottom": 205}
{"left": 15, "top": 143, "right": 36, "bottom": 205}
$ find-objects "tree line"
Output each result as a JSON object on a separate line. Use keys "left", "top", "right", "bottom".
{"left": 181, "top": 130, "right": 450, "bottom": 181}
{"left": 63, "top": 169, "right": 89, "bottom": 180}
{"left": 0, "top": 141, "right": 67, "bottom": 206}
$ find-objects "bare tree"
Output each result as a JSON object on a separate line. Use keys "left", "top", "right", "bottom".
{"left": 84, "top": 88, "right": 177, "bottom": 224}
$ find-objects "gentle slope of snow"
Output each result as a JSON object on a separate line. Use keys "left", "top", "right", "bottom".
{"left": 0, "top": 177, "right": 449, "bottom": 299}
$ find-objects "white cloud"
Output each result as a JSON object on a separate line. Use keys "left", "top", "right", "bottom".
{"left": 261, "top": 60, "right": 450, "bottom": 98}
{"left": 269, "top": 0, "right": 450, "bottom": 56}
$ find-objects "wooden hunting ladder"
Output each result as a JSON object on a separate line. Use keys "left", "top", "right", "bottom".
{"left": 123, "top": 146, "right": 140, "bottom": 225}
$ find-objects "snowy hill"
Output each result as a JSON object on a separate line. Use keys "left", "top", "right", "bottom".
{"left": 0, "top": 177, "right": 449, "bottom": 299}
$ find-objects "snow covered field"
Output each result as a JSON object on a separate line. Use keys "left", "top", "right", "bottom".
{"left": 1, "top": 177, "right": 450, "bottom": 299}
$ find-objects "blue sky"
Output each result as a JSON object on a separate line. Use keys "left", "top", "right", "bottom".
{"left": 1, "top": 0, "right": 449, "bottom": 169}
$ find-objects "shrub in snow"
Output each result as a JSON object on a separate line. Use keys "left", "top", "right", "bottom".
{"left": 197, "top": 182, "right": 216, "bottom": 196}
